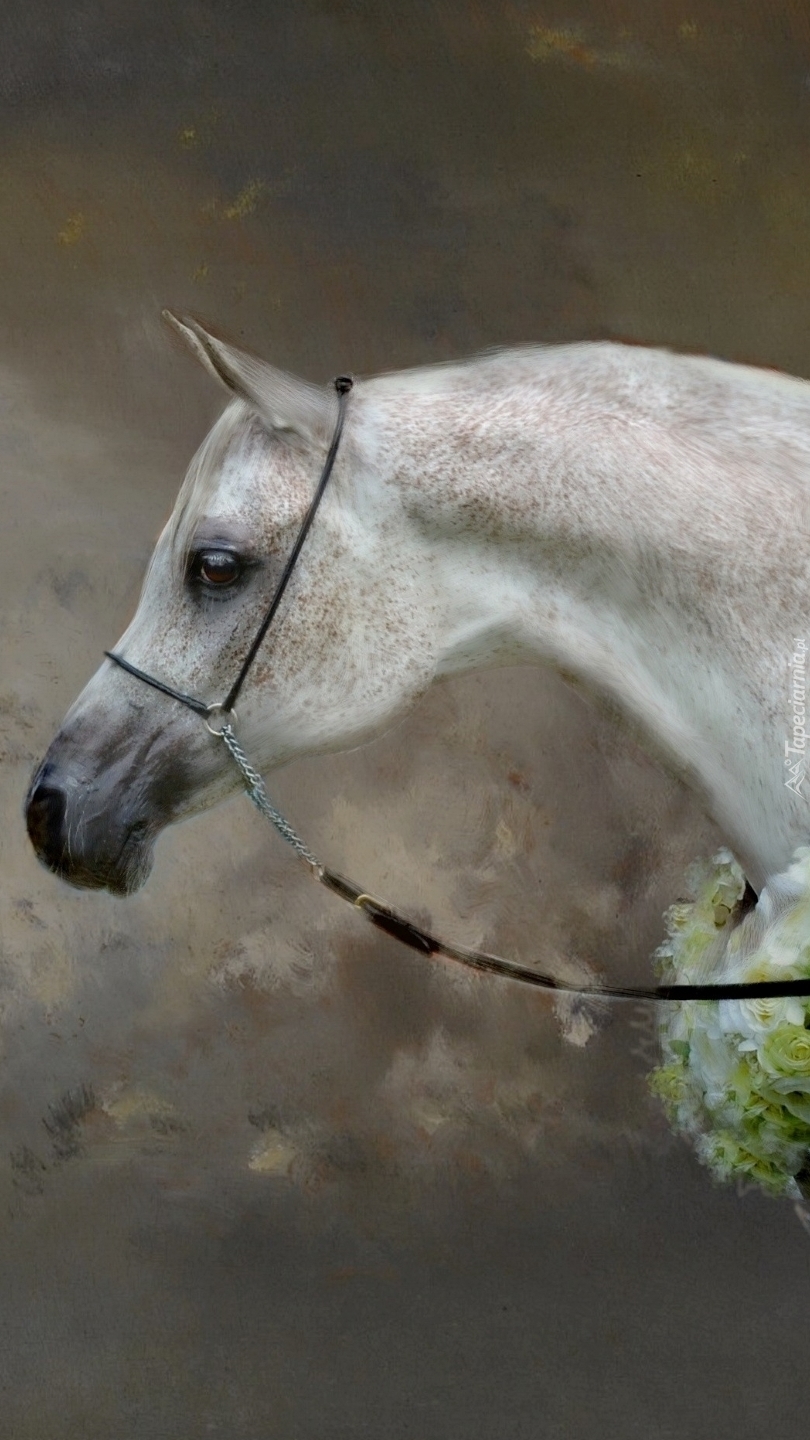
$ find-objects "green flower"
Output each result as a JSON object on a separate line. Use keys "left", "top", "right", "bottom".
{"left": 757, "top": 1025, "right": 810, "bottom": 1093}
{"left": 696, "top": 1131, "right": 794, "bottom": 1195}
{"left": 648, "top": 1063, "right": 688, "bottom": 1115}
{"left": 776, "top": 1092, "right": 810, "bottom": 1127}
{"left": 649, "top": 848, "right": 810, "bottom": 1198}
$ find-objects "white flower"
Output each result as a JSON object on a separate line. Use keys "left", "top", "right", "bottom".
{"left": 650, "top": 847, "right": 810, "bottom": 1198}
{"left": 717, "top": 994, "right": 806, "bottom": 1048}
{"left": 689, "top": 1025, "right": 736, "bottom": 1100}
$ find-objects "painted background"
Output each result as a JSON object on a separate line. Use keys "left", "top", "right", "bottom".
{"left": 2, "top": 2, "right": 810, "bottom": 1435}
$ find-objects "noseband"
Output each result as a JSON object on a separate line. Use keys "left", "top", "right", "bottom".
{"left": 106, "top": 376, "right": 810, "bottom": 1005}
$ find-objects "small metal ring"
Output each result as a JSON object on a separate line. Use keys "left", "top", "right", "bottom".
{"left": 205, "top": 702, "right": 236, "bottom": 736}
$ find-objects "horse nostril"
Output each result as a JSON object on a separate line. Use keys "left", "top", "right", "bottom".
{"left": 25, "top": 777, "right": 69, "bottom": 870}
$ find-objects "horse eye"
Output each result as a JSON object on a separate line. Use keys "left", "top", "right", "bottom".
{"left": 196, "top": 551, "right": 242, "bottom": 587}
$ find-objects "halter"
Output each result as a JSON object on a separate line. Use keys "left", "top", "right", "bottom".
{"left": 106, "top": 376, "right": 810, "bottom": 1004}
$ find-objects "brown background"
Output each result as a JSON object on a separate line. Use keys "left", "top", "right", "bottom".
{"left": 2, "top": 2, "right": 810, "bottom": 1436}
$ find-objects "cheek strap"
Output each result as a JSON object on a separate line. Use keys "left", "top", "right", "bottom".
{"left": 105, "top": 374, "right": 354, "bottom": 718}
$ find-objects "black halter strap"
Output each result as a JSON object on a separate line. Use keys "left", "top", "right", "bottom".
{"left": 106, "top": 375, "right": 353, "bottom": 717}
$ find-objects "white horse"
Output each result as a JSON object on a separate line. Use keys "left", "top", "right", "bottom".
{"left": 25, "top": 317, "right": 810, "bottom": 919}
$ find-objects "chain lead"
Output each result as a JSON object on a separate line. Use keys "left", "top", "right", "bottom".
{"left": 214, "top": 721, "right": 810, "bottom": 1003}
{"left": 219, "top": 724, "right": 321, "bottom": 870}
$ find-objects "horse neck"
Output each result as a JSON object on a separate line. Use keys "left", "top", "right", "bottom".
{"left": 367, "top": 345, "right": 806, "bottom": 875}
{"left": 372, "top": 348, "right": 745, "bottom": 681}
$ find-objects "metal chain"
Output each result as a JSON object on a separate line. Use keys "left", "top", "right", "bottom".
{"left": 219, "top": 723, "right": 322, "bottom": 870}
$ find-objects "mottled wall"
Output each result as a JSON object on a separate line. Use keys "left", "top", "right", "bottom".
{"left": 2, "top": 4, "right": 810, "bottom": 1437}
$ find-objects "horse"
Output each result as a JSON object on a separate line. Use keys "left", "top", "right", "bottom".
{"left": 24, "top": 316, "right": 810, "bottom": 929}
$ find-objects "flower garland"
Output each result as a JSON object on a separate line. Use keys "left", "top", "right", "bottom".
{"left": 650, "top": 848, "right": 810, "bottom": 1199}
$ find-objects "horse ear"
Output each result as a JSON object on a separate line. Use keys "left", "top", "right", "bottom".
{"left": 161, "top": 311, "right": 335, "bottom": 447}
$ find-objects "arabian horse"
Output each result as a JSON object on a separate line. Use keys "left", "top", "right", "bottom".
{"left": 25, "top": 317, "right": 810, "bottom": 994}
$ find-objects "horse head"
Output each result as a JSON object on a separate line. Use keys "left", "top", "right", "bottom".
{"left": 25, "top": 316, "right": 441, "bottom": 893}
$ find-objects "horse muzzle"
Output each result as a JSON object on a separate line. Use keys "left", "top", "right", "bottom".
{"left": 25, "top": 754, "right": 157, "bottom": 894}
{"left": 23, "top": 695, "right": 208, "bottom": 894}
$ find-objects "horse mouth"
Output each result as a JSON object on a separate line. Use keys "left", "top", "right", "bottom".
{"left": 49, "top": 828, "right": 154, "bottom": 895}
{"left": 104, "top": 821, "right": 156, "bottom": 895}
{"left": 25, "top": 777, "right": 156, "bottom": 894}
{"left": 67, "top": 831, "right": 153, "bottom": 895}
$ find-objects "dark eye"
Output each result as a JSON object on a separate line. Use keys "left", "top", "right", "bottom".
{"left": 194, "top": 550, "right": 242, "bottom": 588}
